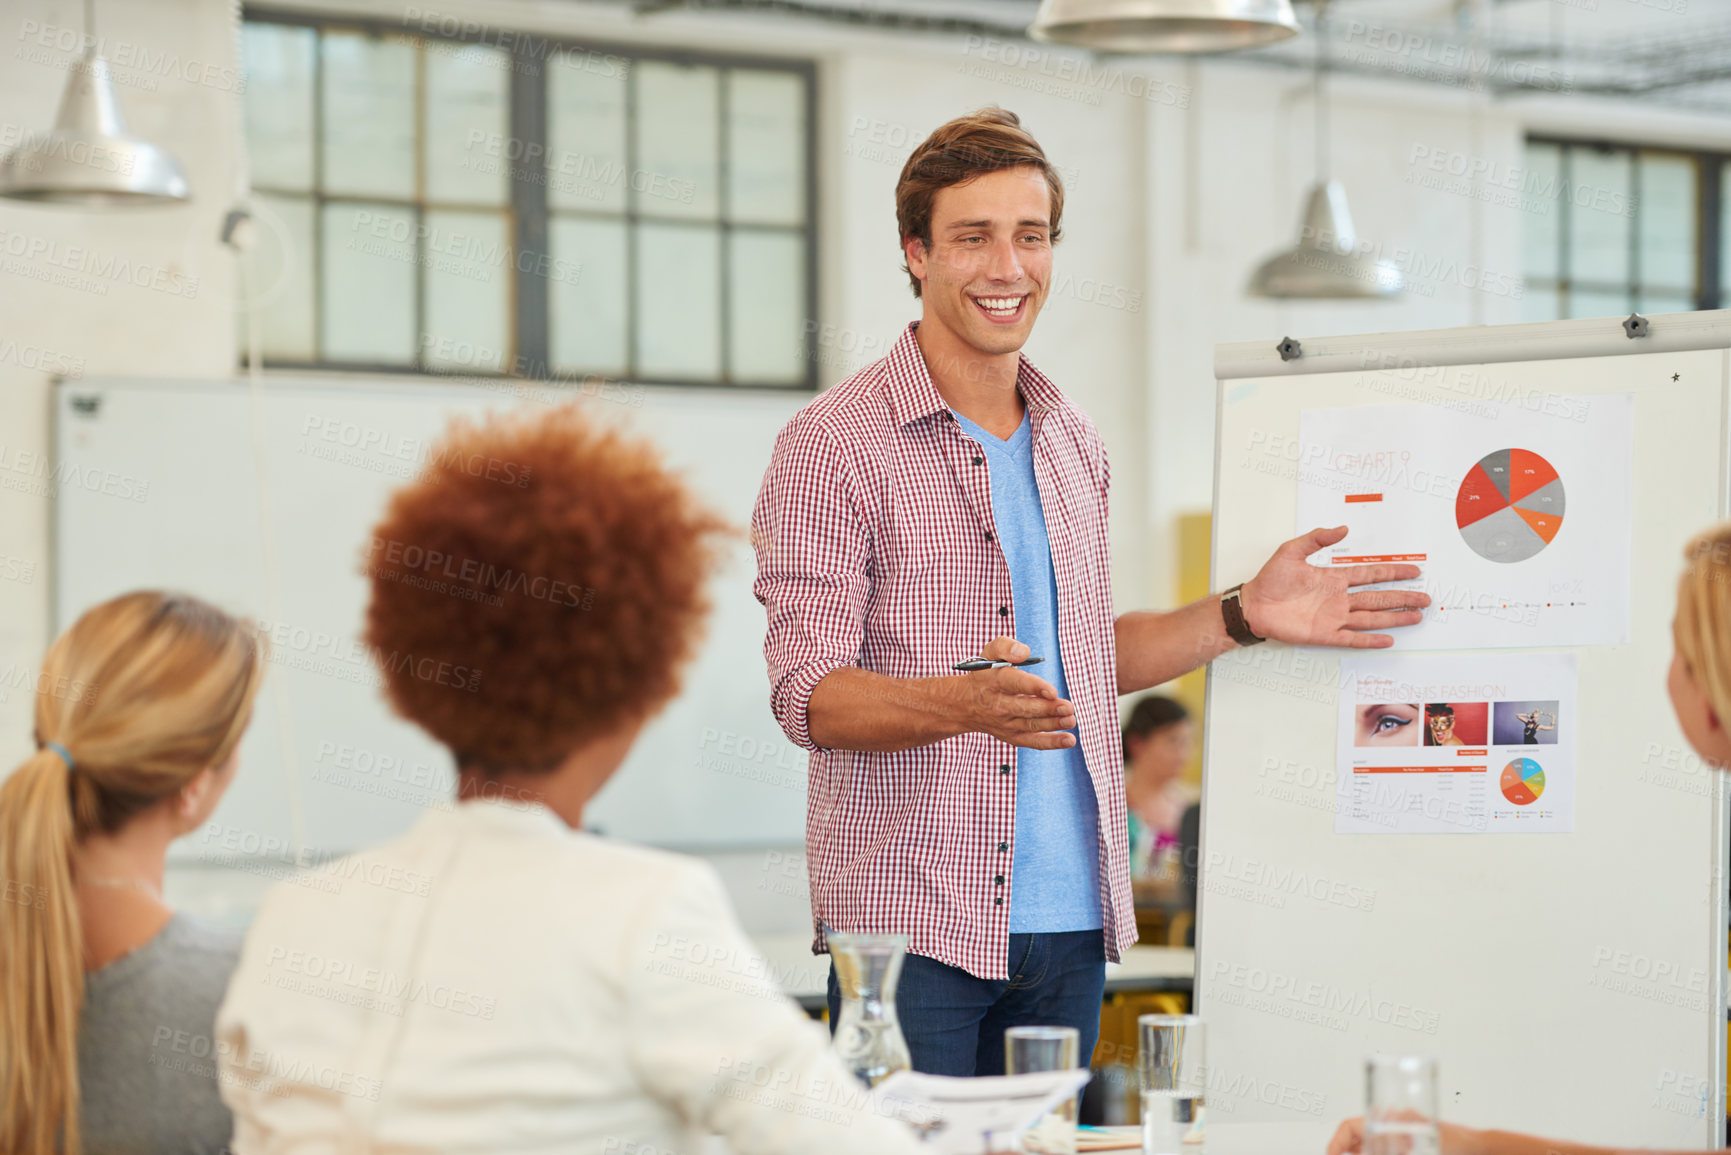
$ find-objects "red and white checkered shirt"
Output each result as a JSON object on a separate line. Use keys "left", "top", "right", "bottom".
{"left": 751, "top": 323, "right": 1135, "bottom": 981}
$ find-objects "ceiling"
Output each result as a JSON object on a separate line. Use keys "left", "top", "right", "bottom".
{"left": 627, "top": 0, "right": 1731, "bottom": 113}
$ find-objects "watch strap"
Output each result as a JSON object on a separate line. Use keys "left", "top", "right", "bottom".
{"left": 1221, "top": 583, "right": 1265, "bottom": 647}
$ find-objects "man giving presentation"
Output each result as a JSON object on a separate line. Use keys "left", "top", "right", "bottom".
{"left": 751, "top": 107, "right": 1429, "bottom": 1076}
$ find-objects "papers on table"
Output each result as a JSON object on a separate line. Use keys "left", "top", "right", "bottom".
{"left": 873, "top": 1068, "right": 1093, "bottom": 1154}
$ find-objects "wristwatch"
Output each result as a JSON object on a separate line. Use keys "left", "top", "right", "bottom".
{"left": 1220, "top": 584, "right": 1265, "bottom": 647}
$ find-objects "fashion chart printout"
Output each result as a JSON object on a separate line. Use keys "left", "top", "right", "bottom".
{"left": 1295, "top": 395, "right": 1633, "bottom": 650}
{"left": 1337, "top": 653, "right": 1578, "bottom": 835}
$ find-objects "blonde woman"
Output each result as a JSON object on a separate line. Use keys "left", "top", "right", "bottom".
{"left": 1329, "top": 524, "right": 1731, "bottom": 1155}
{"left": 0, "top": 592, "right": 265, "bottom": 1155}
{"left": 216, "top": 405, "right": 928, "bottom": 1155}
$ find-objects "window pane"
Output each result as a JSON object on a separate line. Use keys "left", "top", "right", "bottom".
{"left": 727, "top": 70, "right": 805, "bottom": 226}
{"left": 321, "top": 32, "right": 416, "bottom": 199}
{"left": 321, "top": 203, "right": 417, "bottom": 363}
{"left": 1636, "top": 292, "right": 1695, "bottom": 315}
{"left": 1521, "top": 284, "right": 1560, "bottom": 324}
{"left": 636, "top": 222, "right": 719, "bottom": 377}
{"left": 1567, "top": 149, "right": 1631, "bottom": 285}
{"left": 548, "top": 50, "right": 628, "bottom": 213}
{"left": 243, "top": 23, "right": 315, "bottom": 191}
{"left": 426, "top": 44, "right": 509, "bottom": 205}
{"left": 634, "top": 62, "right": 719, "bottom": 220}
{"left": 423, "top": 211, "right": 510, "bottom": 373}
{"left": 1636, "top": 153, "right": 1695, "bottom": 293}
{"left": 1722, "top": 161, "right": 1731, "bottom": 307}
{"left": 550, "top": 217, "right": 628, "bottom": 375}
{"left": 728, "top": 230, "right": 804, "bottom": 383}
{"left": 1567, "top": 286, "right": 1630, "bottom": 320}
{"left": 245, "top": 193, "right": 315, "bottom": 360}
{"left": 1522, "top": 142, "right": 1561, "bottom": 282}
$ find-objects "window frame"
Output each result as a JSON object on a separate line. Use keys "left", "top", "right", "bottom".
{"left": 242, "top": 6, "right": 821, "bottom": 392}
{"left": 1524, "top": 134, "right": 1729, "bottom": 317}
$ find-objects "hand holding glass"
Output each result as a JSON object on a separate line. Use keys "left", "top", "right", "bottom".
{"left": 1364, "top": 1055, "right": 1439, "bottom": 1155}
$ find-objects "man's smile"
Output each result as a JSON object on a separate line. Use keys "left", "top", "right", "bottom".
{"left": 969, "top": 293, "right": 1029, "bottom": 323}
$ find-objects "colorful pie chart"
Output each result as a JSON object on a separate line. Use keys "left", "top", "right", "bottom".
{"left": 1456, "top": 449, "right": 1565, "bottom": 563}
{"left": 1500, "top": 757, "right": 1546, "bottom": 806}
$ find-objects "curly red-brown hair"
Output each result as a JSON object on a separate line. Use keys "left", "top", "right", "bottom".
{"left": 363, "top": 403, "right": 732, "bottom": 774}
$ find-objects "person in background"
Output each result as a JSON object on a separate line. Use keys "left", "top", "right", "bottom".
{"left": 1329, "top": 523, "right": 1731, "bottom": 1155}
{"left": 216, "top": 404, "right": 929, "bottom": 1155}
{"left": 1121, "top": 694, "right": 1197, "bottom": 885}
{"left": 0, "top": 592, "right": 265, "bottom": 1155}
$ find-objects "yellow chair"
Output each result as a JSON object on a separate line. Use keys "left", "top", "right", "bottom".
{"left": 1091, "top": 989, "right": 1191, "bottom": 1124}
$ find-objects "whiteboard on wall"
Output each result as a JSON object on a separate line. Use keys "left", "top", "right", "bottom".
{"left": 53, "top": 375, "right": 811, "bottom": 858}
{"left": 1200, "top": 312, "right": 1731, "bottom": 1144}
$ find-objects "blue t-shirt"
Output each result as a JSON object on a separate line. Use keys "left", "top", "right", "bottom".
{"left": 951, "top": 407, "right": 1103, "bottom": 933}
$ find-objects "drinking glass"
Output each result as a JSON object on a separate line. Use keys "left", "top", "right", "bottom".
{"left": 1138, "top": 1014, "right": 1204, "bottom": 1154}
{"left": 1364, "top": 1054, "right": 1440, "bottom": 1155}
{"left": 1006, "top": 1025, "right": 1081, "bottom": 1155}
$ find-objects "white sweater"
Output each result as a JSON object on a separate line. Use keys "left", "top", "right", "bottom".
{"left": 215, "top": 799, "right": 925, "bottom": 1155}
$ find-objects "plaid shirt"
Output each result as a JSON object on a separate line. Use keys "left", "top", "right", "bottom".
{"left": 751, "top": 323, "right": 1134, "bottom": 981}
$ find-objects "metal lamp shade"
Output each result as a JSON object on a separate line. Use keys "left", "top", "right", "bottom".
{"left": 1028, "top": 0, "right": 1300, "bottom": 53}
{"left": 0, "top": 48, "right": 190, "bottom": 206}
{"left": 1248, "top": 180, "right": 1402, "bottom": 299}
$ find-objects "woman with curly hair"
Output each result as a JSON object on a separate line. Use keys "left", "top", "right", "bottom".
{"left": 214, "top": 404, "right": 926, "bottom": 1154}
{"left": 0, "top": 592, "right": 265, "bottom": 1155}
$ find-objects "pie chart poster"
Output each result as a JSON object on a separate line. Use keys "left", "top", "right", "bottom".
{"left": 1296, "top": 393, "right": 1633, "bottom": 650}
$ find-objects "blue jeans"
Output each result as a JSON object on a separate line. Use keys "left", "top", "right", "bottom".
{"left": 825, "top": 930, "right": 1106, "bottom": 1077}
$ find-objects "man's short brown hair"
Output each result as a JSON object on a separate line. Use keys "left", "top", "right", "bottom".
{"left": 895, "top": 107, "right": 1065, "bottom": 299}
{"left": 363, "top": 403, "right": 732, "bottom": 777}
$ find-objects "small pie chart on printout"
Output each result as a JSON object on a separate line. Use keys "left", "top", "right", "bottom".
{"left": 1455, "top": 448, "right": 1565, "bottom": 563}
{"left": 1500, "top": 757, "right": 1546, "bottom": 806}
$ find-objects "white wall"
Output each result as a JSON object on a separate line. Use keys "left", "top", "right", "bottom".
{"left": 0, "top": 0, "right": 242, "bottom": 751}
{"left": 4, "top": 0, "right": 1728, "bottom": 931}
{"left": 1145, "top": 63, "right": 1528, "bottom": 599}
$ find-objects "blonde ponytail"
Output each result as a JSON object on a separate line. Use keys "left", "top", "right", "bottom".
{"left": 0, "top": 592, "right": 265, "bottom": 1155}
{"left": 0, "top": 749, "right": 83, "bottom": 1155}
{"left": 1678, "top": 526, "right": 1731, "bottom": 733}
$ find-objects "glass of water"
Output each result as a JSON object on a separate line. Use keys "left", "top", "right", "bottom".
{"left": 1365, "top": 1054, "right": 1439, "bottom": 1155}
{"left": 1138, "top": 1014, "right": 1204, "bottom": 1154}
{"left": 1006, "top": 1025, "right": 1080, "bottom": 1155}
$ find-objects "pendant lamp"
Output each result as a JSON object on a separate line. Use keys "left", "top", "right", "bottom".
{"left": 1247, "top": 4, "right": 1400, "bottom": 299}
{"left": 0, "top": 0, "right": 191, "bottom": 205}
{"left": 1029, "top": 0, "right": 1300, "bottom": 54}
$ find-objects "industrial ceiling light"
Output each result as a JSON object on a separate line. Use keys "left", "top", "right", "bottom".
{"left": 1247, "top": 2, "right": 1400, "bottom": 299}
{"left": 1247, "top": 182, "right": 1402, "bottom": 298}
{"left": 0, "top": 0, "right": 190, "bottom": 205}
{"left": 1028, "top": 0, "right": 1300, "bottom": 54}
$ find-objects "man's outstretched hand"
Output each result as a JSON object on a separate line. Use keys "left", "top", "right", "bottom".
{"left": 1239, "top": 526, "right": 1431, "bottom": 649}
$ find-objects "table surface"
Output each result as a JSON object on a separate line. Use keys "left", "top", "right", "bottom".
{"left": 697, "top": 1121, "right": 1335, "bottom": 1154}
{"left": 751, "top": 934, "right": 1196, "bottom": 1002}
{"left": 1085, "top": 1122, "right": 1334, "bottom": 1154}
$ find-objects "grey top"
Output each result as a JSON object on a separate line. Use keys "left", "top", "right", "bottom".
{"left": 77, "top": 912, "right": 242, "bottom": 1155}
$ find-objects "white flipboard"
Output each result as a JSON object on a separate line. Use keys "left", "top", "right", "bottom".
{"left": 1199, "top": 312, "right": 1731, "bottom": 1143}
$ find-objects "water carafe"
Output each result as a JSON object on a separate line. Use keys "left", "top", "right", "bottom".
{"left": 827, "top": 931, "right": 912, "bottom": 1087}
